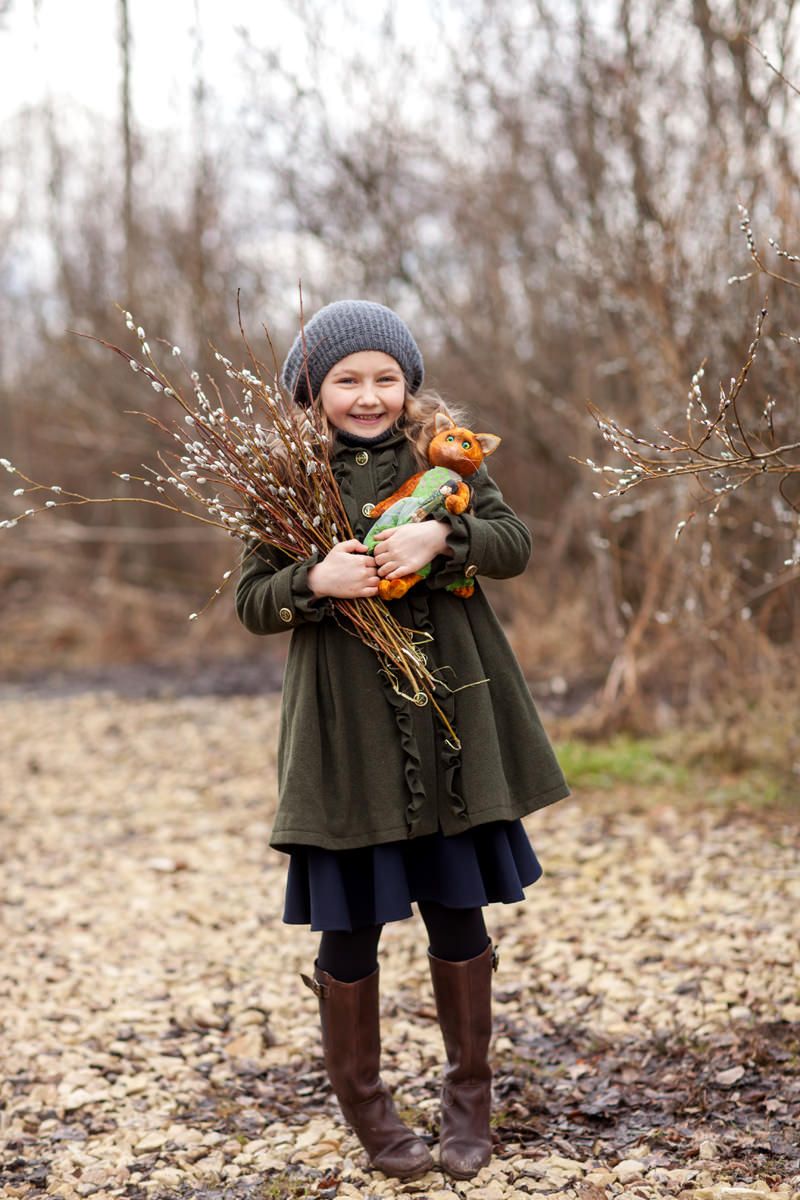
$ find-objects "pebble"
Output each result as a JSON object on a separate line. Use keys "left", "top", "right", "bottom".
{"left": 252, "top": 1150, "right": 288, "bottom": 1171}
{"left": 149, "top": 1167, "right": 184, "bottom": 1188}
{"left": 190, "top": 1150, "right": 226, "bottom": 1179}
{"left": 615, "top": 1159, "right": 646, "bottom": 1184}
{"left": 115, "top": 1073, "right": 150, "bottom": 1095}
{"left": 471, "top": 1183, "right": 507, "bottom": 1200}
{"left": 585, "top": 1168, "right": 617, "bottom": 1186}
{"left": 176, "top": 1145, "right": 211, "bottom": 1164}
{"left": 716, "top": 1065, "right": 746, "bottom": 1086}
{"left": 60, "top": 1088, "right": 110, "bottom": 1111}
{"left": 520, "top": 1156, "right": 584, "bottom": 1184}
{"left": 201, "top": 1130, "right": 226, "bottom": 1146}
{"left": 163, "top": 1123, "right": 204, "bottom": 1146}
{"left": 134, "top": 1130, "right": 168, "bottom": 1153}
{"left": 652, "top": 1168, "right": 696, "bottom": 1185}
{"left": 234, "top": 1006, "right": 271, "bottom": 1026}
{"left": 300, "top": 1138, "right": 341, "bottom": 1161}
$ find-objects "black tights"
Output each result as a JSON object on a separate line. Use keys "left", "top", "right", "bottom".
{"left": 317, "top": 901, "right": 489, "bottom": 983}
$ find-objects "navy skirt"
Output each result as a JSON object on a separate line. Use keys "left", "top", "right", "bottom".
{"left": 283, "top": 819, "right": 542, "bottom": 931}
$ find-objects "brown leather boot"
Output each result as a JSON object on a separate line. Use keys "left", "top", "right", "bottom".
{"left": 428, "top": 942, "right": 497, "bottom": 1179}
{"left": 301, "top": 964, "right": 433, "bottom": 1180}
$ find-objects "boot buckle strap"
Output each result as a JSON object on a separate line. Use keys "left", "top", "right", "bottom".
{"left": 300, "top": 972, "right": 328, "bottom": 999}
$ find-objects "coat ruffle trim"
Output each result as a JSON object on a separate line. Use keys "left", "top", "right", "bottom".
{"left": 393, "top": 591, "right": 466, "bottom": 833}
{"left": 374, "top": 448, "right": 401, "bottom": 496}
{"left": 377, "top": 670, "right": 428, "bottom": 837}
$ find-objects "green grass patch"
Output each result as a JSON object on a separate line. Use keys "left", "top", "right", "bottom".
{"left": 554, "top": 731, "right": 799, "bottom": 810}
{"left": 554, "top": 735, "right": 688, "bottom": 791}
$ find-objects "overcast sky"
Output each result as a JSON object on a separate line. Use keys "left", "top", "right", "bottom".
{"left": 0, "top": 0, "right": 442, "bottom": 132}
{"left": 1, "top": 0, "right": 294, "bottom": 127}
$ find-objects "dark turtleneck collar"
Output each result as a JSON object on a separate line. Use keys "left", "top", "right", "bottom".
{"left": 335, "top": 426, "right": 397, "bottom": 449}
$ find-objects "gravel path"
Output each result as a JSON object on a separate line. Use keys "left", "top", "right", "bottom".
{"left": 2, "top": 691, "right": 799, "bottom": 1199}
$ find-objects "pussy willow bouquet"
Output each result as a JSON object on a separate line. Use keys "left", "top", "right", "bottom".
{"left": 1, "top": 304, "right": 458, "bottom": 742}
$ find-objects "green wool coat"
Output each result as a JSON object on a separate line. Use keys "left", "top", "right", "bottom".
{"left": 235, "top": 431, "right": 569, "bottom": 852}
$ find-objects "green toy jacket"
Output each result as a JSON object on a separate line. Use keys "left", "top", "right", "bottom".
{"left": 235, "top": 430, "right": 569, "bottom": 852}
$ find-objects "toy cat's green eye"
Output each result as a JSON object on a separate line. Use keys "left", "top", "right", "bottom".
{"left": 462, "top": 440, "right": 471, "bottom": 449}
{"left": 446, "top": 435, "right": 455, "bottom": 442}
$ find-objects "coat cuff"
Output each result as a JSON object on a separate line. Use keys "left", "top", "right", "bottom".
{"left": 426, "top": 513, "right": 478, "bottom": 588}
{"left": 274, "top": 555, "right": 334, "bottom": 627}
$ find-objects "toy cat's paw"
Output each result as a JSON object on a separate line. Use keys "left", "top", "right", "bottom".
{"left": 378, "top": 574, "right": 422, "bottom": 601}
{"left": 445, "top": 485, "right": 470, "bottom": 516}
{"left": 450, "top": 584, "right": 475, "bottom": 598}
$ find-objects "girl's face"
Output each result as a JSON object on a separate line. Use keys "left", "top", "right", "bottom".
{"left": 318, "top": 351, "right": 406, "bottom": 438}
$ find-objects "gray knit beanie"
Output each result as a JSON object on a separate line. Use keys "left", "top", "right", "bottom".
{"left": 281, "top": 300, "right": 424, "bottom": 406}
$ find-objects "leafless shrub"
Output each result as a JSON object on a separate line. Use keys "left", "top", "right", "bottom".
{"left": 583, "top": 295, "right": 799, "bottom": 558}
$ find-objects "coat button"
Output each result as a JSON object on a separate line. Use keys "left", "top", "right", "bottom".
{"left": 362, "top": 502, "right": 375, "bottom": 518}
{"left": 279, "top": 607, "right": 293, "bottom": 623}
{"left": 465, "top": 564, "right": 478, "bottom": 578}
{"left": 355, "top": 450, "right": 369, "bottom": 465}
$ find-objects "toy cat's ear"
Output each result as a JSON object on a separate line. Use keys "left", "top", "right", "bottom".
{"left": 434, "top": 411, "right": 456, "bottom": 432}
{"left": 475, "top": 433, "right": 501, "bottom": 456}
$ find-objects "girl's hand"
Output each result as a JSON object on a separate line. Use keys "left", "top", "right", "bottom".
{"left": 308, "top": 540, "right": 380, "bottom": 598}
{"left": 372, "top": 520, "right": 453, "bottom": 579}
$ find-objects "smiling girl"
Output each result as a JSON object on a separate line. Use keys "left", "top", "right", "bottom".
{"left": 235, "top": 300, "right": 568, "bottom": 1182}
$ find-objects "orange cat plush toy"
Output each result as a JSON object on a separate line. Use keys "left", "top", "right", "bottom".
{"left": 365, "top": 412, "right": 500, "bottom": 600}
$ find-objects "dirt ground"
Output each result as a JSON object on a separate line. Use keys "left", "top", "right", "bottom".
{"left": 2, "top": 682, "right": 799, "bottom": 1200}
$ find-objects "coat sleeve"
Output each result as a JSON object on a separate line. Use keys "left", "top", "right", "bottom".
{"left": 235, "top": 541, "right": 335, "bottom": 635}
{"left": 426, "top": 465, "right": 532, "bottom": 588}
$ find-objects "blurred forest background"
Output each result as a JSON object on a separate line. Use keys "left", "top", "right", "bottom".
{"left": 0, "top": 0, "right": 798, "bottom": 776}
